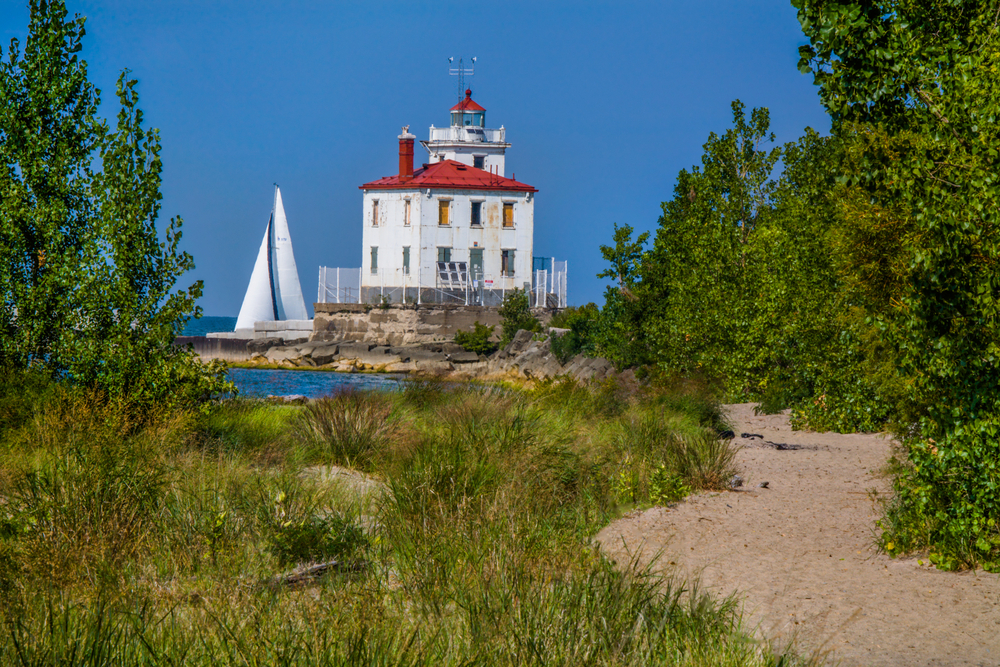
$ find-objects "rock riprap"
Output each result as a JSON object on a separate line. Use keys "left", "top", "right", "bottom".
{"left": 245, "top": 328, "right": 618, "bottom": 383}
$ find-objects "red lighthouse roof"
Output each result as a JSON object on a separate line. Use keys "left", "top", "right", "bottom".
{"left": 450, "top": 89, "right": 485, "bottom": 112}
{"left": 361, "top": 160, "right": 536, "bottom": 193}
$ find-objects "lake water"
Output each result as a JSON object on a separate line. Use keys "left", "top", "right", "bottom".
{"left": 182, "top": 316, "right": 401, "bottom": 398}
{"left": 183, "top": 315, "right": 237, "bottom": 337}
{"left": 228, "top": 367, "right": 405, "bottom": 398}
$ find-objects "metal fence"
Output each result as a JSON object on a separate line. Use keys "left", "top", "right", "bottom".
{"left": 317, "top": 267, "right": 362, "bottom": 304}
{"left": 317, "top": 259, "right": 567, "bottom": 308}
{"left": 532, "top": 259, "right": 568, "bottom": 309}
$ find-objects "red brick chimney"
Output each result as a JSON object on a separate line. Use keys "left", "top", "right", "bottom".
{"left": 398, "top": 126, "right": 415, "bottom": 181}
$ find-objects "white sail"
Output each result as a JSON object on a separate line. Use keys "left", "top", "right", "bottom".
{"left": 235, "top": 215, "right": 276, "bottom": 330}
{"left": 234, "top": 185, "right": 308, "bottom": 330}
{"left": 270, "top": 187, "right": 308, "bottom": 321}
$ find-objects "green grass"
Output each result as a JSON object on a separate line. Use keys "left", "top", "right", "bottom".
{"left": 0, "top": 373, "right": 807, "bottom": 665}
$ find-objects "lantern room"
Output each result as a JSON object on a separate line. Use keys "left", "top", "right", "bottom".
{"left": 450, "top": 89, "right": 486, "bottom": 127}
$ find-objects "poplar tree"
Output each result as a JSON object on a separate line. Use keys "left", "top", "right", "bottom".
{"left": 0, "top": 0, "right": 228, "bottom": 407}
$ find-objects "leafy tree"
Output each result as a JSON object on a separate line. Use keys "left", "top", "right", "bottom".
{"left": 0, "top": 0, "right": 98, "bottom": 370}
{"left": 497, "top": 289, "right": 540, "bottom": 347}
{"left": 0, "top": 0, "right": 229, "bottom": 408}
{"left": 593, "top": 224, "right": 649, "bottom": 369}
{"left": 641, "top": 100, "right": 782, "bottom": 396}
{"left": 795, "top": 0, "right": 1000, "bottom": 570}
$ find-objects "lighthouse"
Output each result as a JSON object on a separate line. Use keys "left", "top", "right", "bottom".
{"left": 356, "top": 86, "right": 538, "bottom": 306}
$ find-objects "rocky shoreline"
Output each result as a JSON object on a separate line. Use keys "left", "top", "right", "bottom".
{"left": 240, "top": 329, "right": 619, "bottom": 383}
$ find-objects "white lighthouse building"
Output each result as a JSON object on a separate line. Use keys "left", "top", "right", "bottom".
{"left": 356, "top": 89, "right": 541, "bottom": 305}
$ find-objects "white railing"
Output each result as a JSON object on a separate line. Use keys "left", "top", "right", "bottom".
{"left": 427, "top": 126, "right": 506, "bottom": 144}
{"left": 319, "top": 262, "right": 565, "bottom": 308}
{"left": 317, "top": 267, "right": 362, "bottom": 304}
{"left": 532, "top": 259, "right": 568, "bottom": 309}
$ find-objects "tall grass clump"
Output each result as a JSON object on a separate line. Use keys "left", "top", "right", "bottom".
{"left": 0, "top": 392, "right": 167, "bottom": 588}
{"left": 292, "top": 390, "right": 398, "bottom": 469}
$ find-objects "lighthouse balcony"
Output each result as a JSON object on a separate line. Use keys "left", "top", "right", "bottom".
{"left": 428, "top": 126, "right": 506, "bottom": 144}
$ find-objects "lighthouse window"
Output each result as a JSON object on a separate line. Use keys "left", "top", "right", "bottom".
{"left": 370, "top": 247, "right": 378, "bottom": 274}
{"left": 372, "top": 200, "right": 379, "bottom": 226}
{"left": 503, "top": 203, "right": 514, "bottom": 228}
{"left": 501, "top": 249, "right": 515, "bottom": 277}
{"left": 437, "top": 247, "right": 451, "bottom": 263}
{"left": 474, "top": 156, "right": 485, "bottom": 169}
{"left": 402, "top": 246, "right": 410, "bottom": 275}
{"left": 471, "top": 201, "right": 482, "bottom": 226}
{"left": 438, "top": 200, "right": 450, "bottom": 226}
{"left": 404, "top": 199, "right": 411, "bottom": 226}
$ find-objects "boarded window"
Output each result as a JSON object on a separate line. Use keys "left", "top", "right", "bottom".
{"left": 503, "top": 203, "right": 514, "bottom": 228}
{"left": 437, "top": 247, "right": 451, "bottom": 263}
{"left": 471, "top": 201, "right": 482, "bottom": 226}
{"left": 474, "top": 155, "right": 485, "bottom": 169}
{"left": 404, "top": 199, "right": 411, "bottom": 226}
{"left": 438, "top": 200, "right": 450, "bottom": 226}
{"left": 501, "top": 249, "right": 515, "bottom": 277}
{"left": 370, "top": 246, "right": 378, "bottom": 274}
{"left": 372, "top": 200, "right": 379, "bottom": 226}
{"left": 402, "top": 246, "right": 410, "bottom": 275}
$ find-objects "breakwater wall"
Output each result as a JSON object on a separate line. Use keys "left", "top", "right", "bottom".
{"left": 313, "top": 303, "right": 508, "bottom": 346}
{"left": 175, "top": 336, "right": 252, "bottom": 363}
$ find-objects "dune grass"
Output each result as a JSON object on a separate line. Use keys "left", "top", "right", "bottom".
{"left": 0, "top": 375, "right": 805, "bottom": 665}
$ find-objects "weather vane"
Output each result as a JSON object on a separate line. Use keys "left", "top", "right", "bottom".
{"left": 448, "top": 57, "right": 476, "bottom": 101}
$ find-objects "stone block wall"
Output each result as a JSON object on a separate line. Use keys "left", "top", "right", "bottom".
{"left": 312, "top": 303, "right": 504, "bottom": 346}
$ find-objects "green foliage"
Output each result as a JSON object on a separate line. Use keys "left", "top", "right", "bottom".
{"left": 192, "top": 399, "right": 299, "bottom": 460}
{"left": 640, "top": 100, "right": 782, "bottom": 397}
{"left": 795, "top": 0, "right": 1000, "bottom": 568}
{"left": 595, "top": 105, "right": 901, "bottom": 433}
{"left": 592, "top": 224, "right": 651, "bottom": 369}
{"left": 268, "top": 512, "right": 368, "bottom": 567}
{"left": 0, "top": 0, "right": 229, "bottom": 408}
{"left": 548, "top": 303, "right": 598, "bottom": 364}
{"left": 454, "top": 320, "right": 498, "bottom": 355}
{"left": 497, "top": 288, "right": 540, "bottom": 347}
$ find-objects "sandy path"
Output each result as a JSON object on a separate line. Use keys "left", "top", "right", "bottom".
{"left": 596, "top": 404, "right": 1000, "bottom": 666}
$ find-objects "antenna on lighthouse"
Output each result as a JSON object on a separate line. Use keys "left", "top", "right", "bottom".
{"left": 448, "top": 56, "right": 476, "bottom": 100}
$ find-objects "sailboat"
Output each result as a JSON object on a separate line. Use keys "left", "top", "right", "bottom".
{"left": 235, "top": 185, "right": 309, "bottom": 331}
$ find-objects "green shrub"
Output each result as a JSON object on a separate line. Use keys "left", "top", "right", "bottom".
{"left": 548, "top": 305, "right": 599, "bottom": 364}
{"left": 880, "top": 427, "right": 1000, "bottom": 572}
{"left": 454, "top": 321, "right": 498, "bottom": 355}
{"left": 649, "top": 464, "right": 691, "bottom": 504}
{"left": 498, "top": 289, "right": 540, "bottom": 347}
{"left": 269, "top": 512, "right": 368, "bottom": 567}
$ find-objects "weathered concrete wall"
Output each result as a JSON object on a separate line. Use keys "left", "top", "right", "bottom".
{"left": 175, "top": 336, "right": 251, "bottom": 362}
{"left": 312, "top": 303, "right": 505, "bottom": 346}
{"left": 207, "top": 320, "right": 313, "bottom": 341}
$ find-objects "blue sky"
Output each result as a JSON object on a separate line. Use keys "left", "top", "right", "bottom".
{"left": 1, "top": 1, "right": 829, "bottom": 316}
